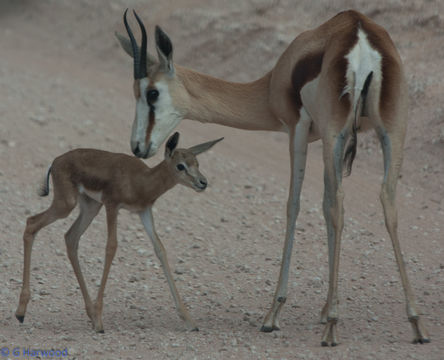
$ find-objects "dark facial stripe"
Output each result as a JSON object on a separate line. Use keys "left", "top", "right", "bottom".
{"left": 133, "top": 80, "right": 141, "bottom": 99}
{"left": 145, "top": 109, "right": 155, "bottom": 144}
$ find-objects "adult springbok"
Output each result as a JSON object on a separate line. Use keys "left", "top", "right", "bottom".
{"left": 15, "top": 132, "right": 222, "bottom": 333}
{"left": 116, "top": 9, "right": 430, "bottom": 345}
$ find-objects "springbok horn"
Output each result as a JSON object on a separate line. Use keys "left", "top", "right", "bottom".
{"left": 123, "top": 9, "right": 140, "bottom": 79}
{"left": 133, "top": 10, "right": 147, "bottom": 79}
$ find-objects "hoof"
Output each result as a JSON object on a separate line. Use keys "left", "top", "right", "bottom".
{"left": 321, "top": 341, "right": 338, "bottom": 347}
{"left": 413, "top": 337, "right": 430, "bottom": 344}
{"left": 16, "top": 315, "right": 25, "bottom": 323}
{"left": 260, "top": 325, "right": 279, "bottom": 333}
{"left": 191, "top": 327, "right": 199, "bottom": 332}
{"left": 98, "top": 329, "right": 105, "bottom": 334}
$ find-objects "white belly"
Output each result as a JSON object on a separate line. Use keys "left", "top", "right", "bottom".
{"left": 78, "top": 185, "right": 103, "bottom": 203}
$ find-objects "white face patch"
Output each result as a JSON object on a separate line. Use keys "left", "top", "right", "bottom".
{"left": 131, "top": 78, "right": 150, "bottom": 156}
{"left": 131, "top": 78, "right": 184, "bottom": 158}
{"left": 148, "top": 80, "right": 183, "bottom": 157}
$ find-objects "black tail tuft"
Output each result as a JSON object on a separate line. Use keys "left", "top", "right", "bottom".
{"left": 343, "top": 71, "right": 373, "bottom": 177}
{"left": 343, "top": 132, "right": 357, "bottom": 177}
{"left": 37, "top": 166, "right": 52, "bottom": 197}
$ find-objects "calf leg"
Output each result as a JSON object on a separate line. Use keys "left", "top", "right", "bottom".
{"left": 91, "top": 205, "right": 118, "bottom": 333}
{"left": 65, "top": 195, "right": 102, "bottom": 323}
{"left": 16, "top": 195, "right": 77, "bottom": 322}
{"left": 140, "top": 207, "right": 198, "bottom": 331}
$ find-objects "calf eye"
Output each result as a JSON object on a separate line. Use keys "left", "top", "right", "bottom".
{"left": 176, "top": 164, "right": 185, "bottom": 171}
{"left": 147, "top": 89, "right": 159, "bottom": 103}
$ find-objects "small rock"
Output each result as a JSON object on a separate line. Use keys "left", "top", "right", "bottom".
{"left": 174, "top": 268, "right": 184, "bottom": 275}
{"left": 30, "top": 115, "right": 48, "bottom": 126}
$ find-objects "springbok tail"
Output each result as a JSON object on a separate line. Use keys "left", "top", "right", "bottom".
{"left": 343, "top": 71, "right": 373, "bottom": 176}
{"left": 37, "top": 165, "right": 52, "bottom": 197}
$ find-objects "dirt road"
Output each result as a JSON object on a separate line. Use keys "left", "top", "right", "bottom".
{"left": 0, "top": 1, "right": 443, "bottom": 359}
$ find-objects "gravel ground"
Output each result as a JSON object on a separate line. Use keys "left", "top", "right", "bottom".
{"left": 0, "top": 1, "right": 443, "bottom": 359}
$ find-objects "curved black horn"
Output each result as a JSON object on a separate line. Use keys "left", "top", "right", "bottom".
{"left": 123, "top": 9, "right": 140, "bottom": 79}
{"left": 133, "top": 10, "right": 147, "bottom": 78}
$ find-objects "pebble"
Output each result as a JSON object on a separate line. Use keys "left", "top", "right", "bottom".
{"left": 174, "top": 268, "right": 185, "bottom": 275}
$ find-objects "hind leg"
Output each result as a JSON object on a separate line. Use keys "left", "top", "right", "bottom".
{"left": 377, "top": 127, "right": 430, "bottom": 343}
{"left": 16, "top": 194, "right": 77, "bottom": 323}
{"left": 320, "top": 168, "right": 336, "bottom": 324}
{"left": 64, "top": 195, "right": 102, "bottom": 325}
{"left": 319, "top": 128, "right": 349, "bottom": 346}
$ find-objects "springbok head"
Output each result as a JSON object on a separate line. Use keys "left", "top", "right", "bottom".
{"left": 116, "top": 10, "right": 189, "bottom": 158}
{"left": 163, "top": 132, "right": 224, "bottom": 192}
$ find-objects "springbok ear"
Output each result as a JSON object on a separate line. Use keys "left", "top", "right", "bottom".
{"left": 165, "top": 132, "right": 180, "bottom": 158}
{"left": 188, "top": 137, "right": 224, "bottom": 156}
{"left": 115, "top": 32, "right": 157, "bottom": 66}
{"left": 155, "top": 25, "right": 175, "bottom": 75}
{"left": 115, "top": 31, "right": 134, "bottom": 57}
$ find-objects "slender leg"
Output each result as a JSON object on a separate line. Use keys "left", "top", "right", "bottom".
{"left": 378, "top": 129, "right": 430, "bottom": 343}
{"left": 320, "top": 131, "right": 347, "bottom": 346}
{"left": 16, "top": 196, "right": 77, "bottom": 323}
{"left": 140, "top": 207, "right": 198, "bottom": 331}
{"left": 92, "top": 205, "right": 118, "bottom": 333}
{"left": 261, "top": 109, "right": 311, "bottom": 332}
{"left": 320, "top": 168, "right": 336, "bottom": 324}
{"left": 64, "top": 195, "right": 102, "bottom": 323}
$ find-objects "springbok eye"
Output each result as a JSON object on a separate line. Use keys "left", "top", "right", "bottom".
{"left": 176, "top": 163, "right": 185, "bottom": 171}
{"left": 147, "top": 89, "right": 159, "bottom": 104}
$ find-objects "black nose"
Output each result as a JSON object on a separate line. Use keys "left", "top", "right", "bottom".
{"left": 133, "top": 142, "right": 141, "bottom": 157}
{"left": 199, "top": 179, "right": 207, "bottom": 189}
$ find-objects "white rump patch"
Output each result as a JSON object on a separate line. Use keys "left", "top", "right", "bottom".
{"left": 343, "top": 28, "right": 382, "bottom": 108}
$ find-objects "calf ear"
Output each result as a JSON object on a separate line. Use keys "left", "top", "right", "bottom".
{"left": 165, "top": 132, "right": 180, "bottom": 158}
{"left": 155, "top": 25, "right": 175, "bottom": 75}
{"left": 189, "top": 137, "right": 224, "bottom": 156}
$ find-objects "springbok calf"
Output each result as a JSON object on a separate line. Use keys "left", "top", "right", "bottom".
{"left": 116, "top": 9, "right": 430, "bottom": 345}
{"left": 15, "top": 132, "right": 222, "bottom": 333}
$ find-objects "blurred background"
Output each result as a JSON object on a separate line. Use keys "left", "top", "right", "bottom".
{"left": 0, "top": 1, "right": 443, "bottom": 359}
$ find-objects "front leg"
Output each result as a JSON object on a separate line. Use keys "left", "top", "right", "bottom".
{"left": 261, "top": 110, "right": 311, "bottom": 332}
{"left": 140, "top": 208, "right": 198, "bottom": 331}
{"left": 93, "top": 205, "right": 118, "bottom": 333}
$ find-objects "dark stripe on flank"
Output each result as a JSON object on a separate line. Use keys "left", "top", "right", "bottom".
{"left": 290, "top": 51, "right": 324, "bottom": 111}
